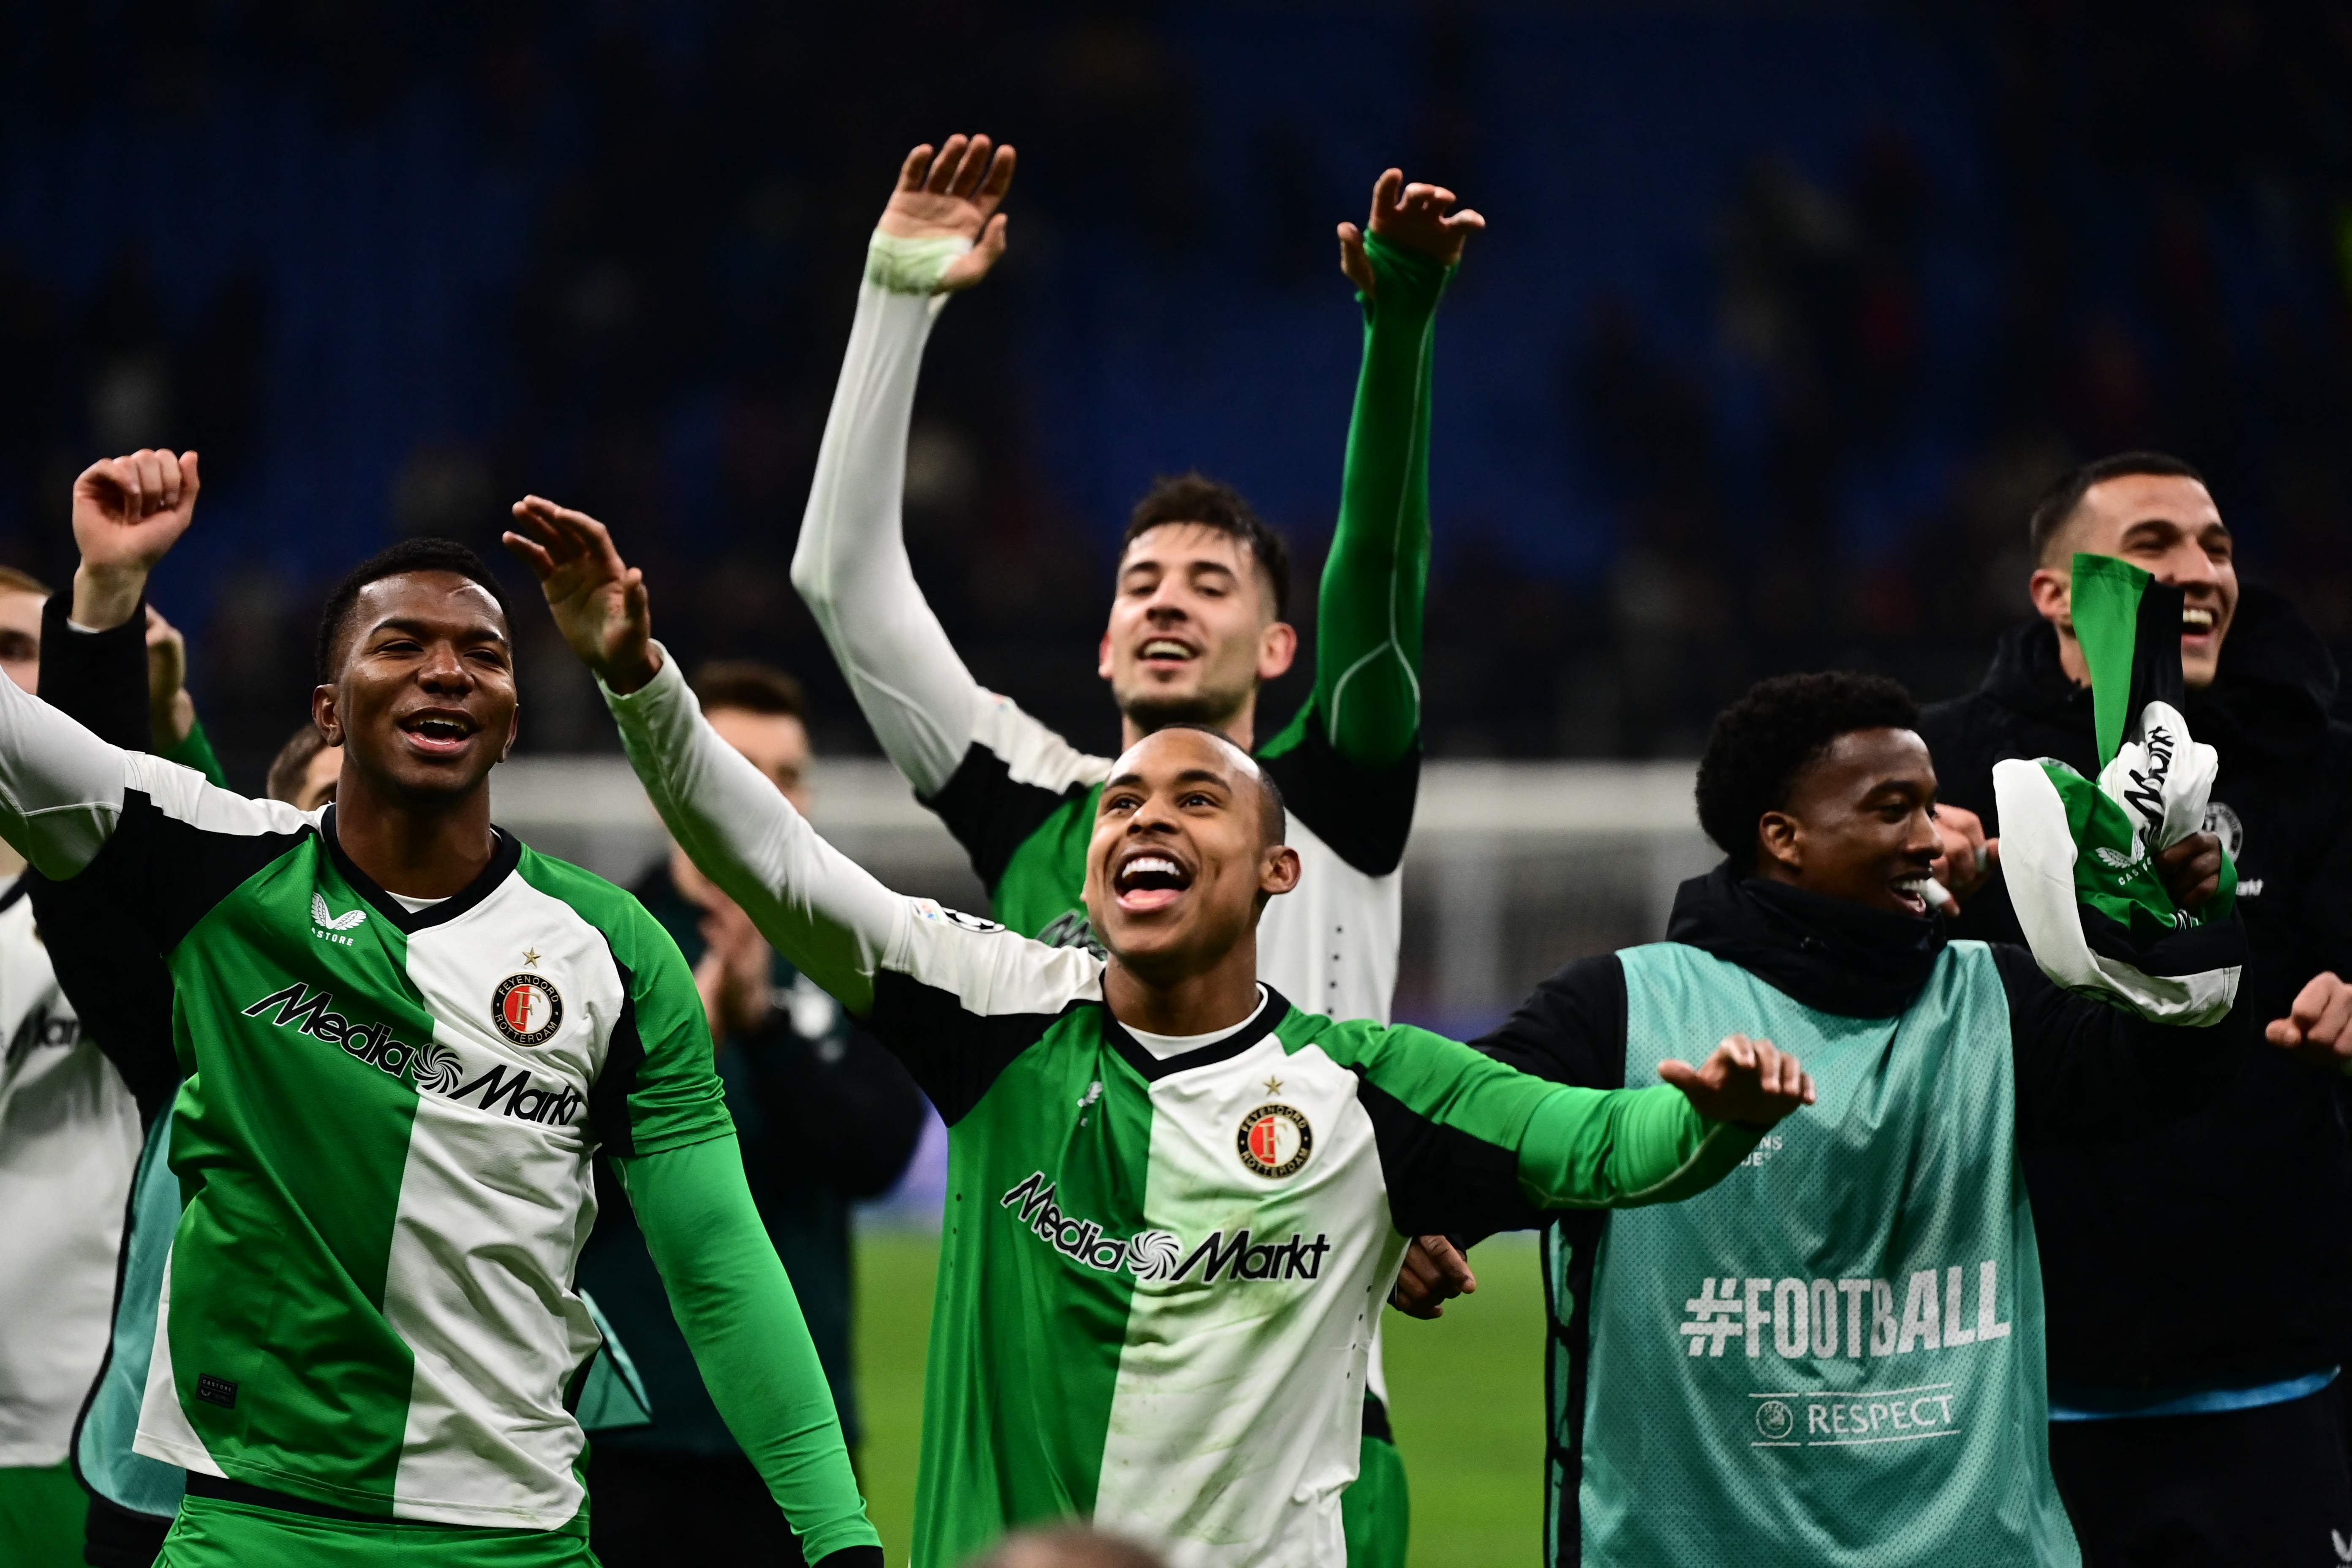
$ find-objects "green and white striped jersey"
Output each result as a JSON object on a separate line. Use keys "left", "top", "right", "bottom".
{"left": 606, "top": 654, "right": 1765, "bottom": 1567}
{"left": 0, "top": 702, "right": 730, "bottom": 1530}
{"left": 0, "top": 877, "right": 140, "bottom": 1469}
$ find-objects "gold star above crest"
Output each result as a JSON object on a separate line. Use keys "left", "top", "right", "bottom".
{"left": 1263, "top": 1076, "right": 1283, "bottom": 1096}
{"left": 522, "top": 948, "right": 542, "bottom": 968}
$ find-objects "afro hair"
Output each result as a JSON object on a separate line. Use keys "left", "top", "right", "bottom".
{"left": 1694, "top": 671, "right": 1922, "bottom": 868}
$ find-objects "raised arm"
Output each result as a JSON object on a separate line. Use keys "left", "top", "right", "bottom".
{"left": 508, "top": 498, "right": 911, "bottom": 1013}
{"left": 0, "top": 449, "right": 208, "bottom": 875}
{"left": 1288, "top": 171, "right": 1481, "bottom": 768}
{"left": 788, "top": 136, "right": 1013, "bottom": 798}
{"left": 0, "top": 637, "right": 136, "bottom": 879}
{"left": 1350, "top": 1019, "right": 1809, "bottom": 1239}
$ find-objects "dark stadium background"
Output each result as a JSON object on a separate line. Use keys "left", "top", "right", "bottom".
{"left": 3, "top": 2, "right": 2347, "bottom": 790}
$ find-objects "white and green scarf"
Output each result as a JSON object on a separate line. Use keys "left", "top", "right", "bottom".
{"left": 1992, "top": 554, "right": 2243, "bottom": 1023}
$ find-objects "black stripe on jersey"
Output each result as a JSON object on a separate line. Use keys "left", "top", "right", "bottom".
{"left": 921, "top": 741, "right": 1090, "bottom": 895}
{"left": 1541, "top": 1213, "right": 1606, "bottom": 1568}
{"left": 0, "top": 872, "right": 25, "bottom": 917}
{"left": 1103, "top": 987, "right": 1290, "bottom": 1083}
{"left": 1258, "top": 709, "right": 1420, "bottom": 878}
{"left": 39, "top": 593, "right": 152, "bottom": 752}
{"left": 1355, "top": 1076, "right": 1530, "bottom": 1240}
{"left": 86, "top": 789, "right": 313, "bottom": 956}
{"left": 589, "top": 937, "right": 647, "bottom": 1158}
{"left": 322, "top": 806, "right": 522, "bottom": 933}
{"left": 866, "top": 969, "right": 1075, "bottom": 1125}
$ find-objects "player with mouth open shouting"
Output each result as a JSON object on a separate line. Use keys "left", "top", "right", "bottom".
{"left": 505, "top": 496, "right": 1816, "bottom": 1568}
{"left": 789, "top": 132, "right": 1478, "bottom": 1565}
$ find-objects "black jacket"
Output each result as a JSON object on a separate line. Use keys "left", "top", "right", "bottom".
{"left": 1918, "top": 588, "right": 2352, "bottom": 1390}
{"left": 1473, "top": 865, "right": 2239, "bottom": 1566}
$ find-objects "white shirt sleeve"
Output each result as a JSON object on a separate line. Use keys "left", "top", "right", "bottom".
{"left": 0, "top": 669, "right": 129, "bottom": 879}
{"left": 788, "top": 237, "right": 993, "bottom": 800}
{"left": 602, "top": 650, "right": 911, "bottom": 1015}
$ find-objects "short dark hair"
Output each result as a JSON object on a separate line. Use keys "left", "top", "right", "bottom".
{"left": 2027, "top": 451, "right": 2208, "bottom": 565}
{"left": 1121, "top": 473, "right": 1291, "bottom": 621}
{"left": 1695, "top": 672, "right": 1922, "bottom": 866}
{"left": 313, "top": 538, "right": 514, "bottom": 683}
{"left": 265, "top": 722, "right": 333, "bottom": 805}
{"left": 1133, "top": 721, "right": 1286, "bottom": 847}
{"left": 690, "top": 659, "right": 806, "bottom": 721}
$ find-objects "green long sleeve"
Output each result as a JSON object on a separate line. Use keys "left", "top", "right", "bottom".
{"left": 618, "top": 1135, "right": 882, "bottom": 1565}
{"left": 1515, "top": 1083, "right": 1763, "bottom": 1211}
{"left": 161, "top": 712, "right": 226, "bottom": 787}
{"left": 1293, "top": 231, "right": 1452, "bottom": 768}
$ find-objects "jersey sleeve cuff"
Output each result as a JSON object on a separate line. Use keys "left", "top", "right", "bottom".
{"left": 598, "top": 641, "right": 690, "bottom": 716}
{"left": 864, "top": 228, "right": 971, "bottom": 297}
{"left": 1361, "top": 231, "right": 1454, "bottom": 316}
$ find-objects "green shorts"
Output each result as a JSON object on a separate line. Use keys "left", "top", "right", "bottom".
{"left": 160, "top": 1493, "right": 597, "bottom": 1567}
{"left": 1342, "top": 1405, "right": 1408, "bottom": 1568}
{"left": 0, "top": 1462, "right": 89, "bottom": 1568}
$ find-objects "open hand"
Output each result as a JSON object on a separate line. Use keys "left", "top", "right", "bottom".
{"left": 501, "top": 497, "right": 658, "bottom": 692}
{"left": 73, "top": 448, "right": 200, "bottom": 630}
{"left": 2155, "top": 830, "right": 2224, "bottom": 913}
{"left": 1659, "top": 1034, "right": 1816, "bottom": 1128}
{"left": 2268, "top": 972, "right": 2352, "bottom": 1073}
{"left": 1389, "top": 1235, "right": 1478, "bottom": 1320}
{"left": 1338, "top": 168, "right": 1485, "bottom": 297}
{"left": 879, "top": 134, "right": 1016, "bottom": 293}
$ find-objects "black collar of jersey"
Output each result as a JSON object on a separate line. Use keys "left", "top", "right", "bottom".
{"left": 0, "top": 872, "right": 26, "bottom": 917}
{"left": 1103, "top": 985, "right": 1292, "bottom": 1083}
{"left": 319, "top": 804, "right": 523, "bottom": 935}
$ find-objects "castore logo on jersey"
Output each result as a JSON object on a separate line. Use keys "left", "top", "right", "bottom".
{"left": 310, "top": 893, "right": 368, "bottom": 946}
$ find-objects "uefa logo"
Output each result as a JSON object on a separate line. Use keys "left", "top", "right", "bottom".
{"left": 1755, "top": 1401, "right": 1794, "bottom": 1440}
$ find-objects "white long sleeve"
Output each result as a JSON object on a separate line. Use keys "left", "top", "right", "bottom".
{"left": 602, "top": 651, "right": 911, "bottom": 1015}
{"left": 789, "top": 249, "right": 988, "bottom": 799}
{"left": 0, "top": 670, "right": 129, "bottom": 879}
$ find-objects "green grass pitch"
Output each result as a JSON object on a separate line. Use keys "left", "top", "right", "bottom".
{"left": 851, "top": 1229, "right": 1549, "bottom": 1565}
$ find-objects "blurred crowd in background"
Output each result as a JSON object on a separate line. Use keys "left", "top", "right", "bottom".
{"left": 0, "top": 1, "right": 2348, "bottom": 789}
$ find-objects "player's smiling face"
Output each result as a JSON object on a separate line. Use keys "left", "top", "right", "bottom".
{"left": 1755, "top": 727, "right": 1945, "bottom": 918}
{"left": 1099, "top": 524, "right": 1295, "bottom": 732}
{"left": 2054, "top": 473, "right": 2238, "bottom": 689}
{"left": 1083, "top": 728, "right": 1299, "bottom": 980}
{"left": 317, "top": 571, "right": 518, "bottom": 803}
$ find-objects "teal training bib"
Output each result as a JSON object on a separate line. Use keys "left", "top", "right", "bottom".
{"left": 1560, "top": 940, "right": 2077, "bottom": 1566}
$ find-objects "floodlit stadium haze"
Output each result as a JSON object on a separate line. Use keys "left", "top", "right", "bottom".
{"left": 5, "top": 5, "right": 2350, "bottom": 1566}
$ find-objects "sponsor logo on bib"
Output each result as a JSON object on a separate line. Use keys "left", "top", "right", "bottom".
{"left": 1237, "top": 1102, "right": 1312, "bottom": 1178}
{"left": 492, "top": 974, "right": 563, "bottom": 1046}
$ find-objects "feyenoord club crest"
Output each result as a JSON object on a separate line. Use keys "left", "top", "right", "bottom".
{"left": 491, "top": 973, "right": 564, "bottom": 1047}
{"left": 1236, "top": 1102, "right": 1312, "bottom": 1179}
